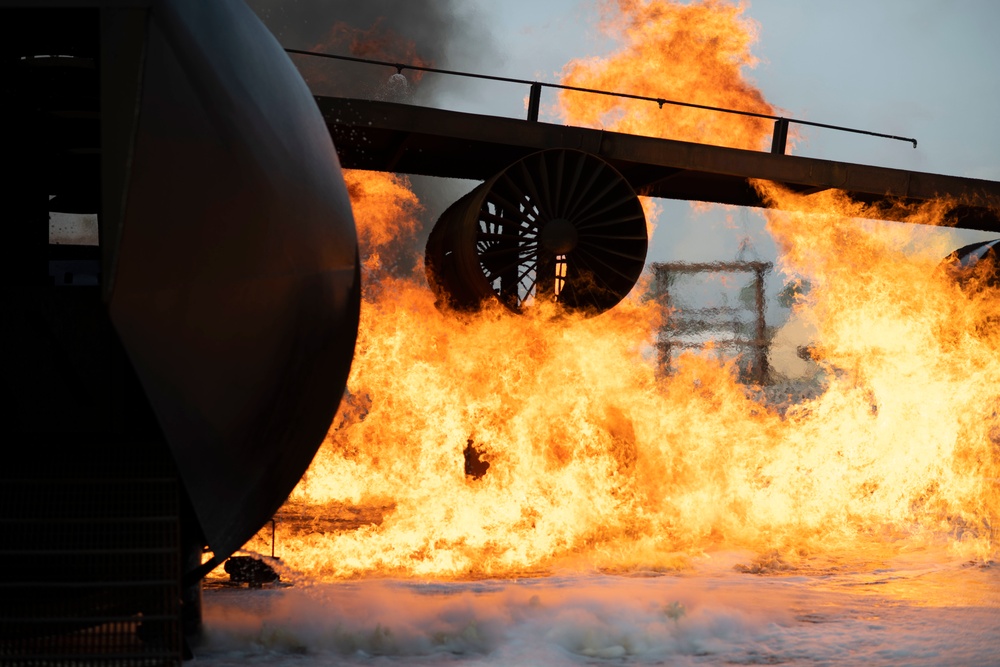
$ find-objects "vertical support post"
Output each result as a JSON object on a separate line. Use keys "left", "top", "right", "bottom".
{"left": 753, "top": 266, "right": 769, "bottom": 384}
{"left": 770, "top": 118, "right": 789, "bottom": 155}
{"left": 181, "top": 541, "right": 204, "bottom": 653}
{"left": 526, "top": 82, "right": 542, "bottom": 122}
{"left": 657, "top": 340, "right": 673, "bottom": 378}
{"left": 656, "top": 267, "right": 673, "bottom": 376}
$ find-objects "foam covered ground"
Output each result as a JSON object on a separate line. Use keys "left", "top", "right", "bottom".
{"left": 196, "top": 553, "right": 999, "bottom": 665}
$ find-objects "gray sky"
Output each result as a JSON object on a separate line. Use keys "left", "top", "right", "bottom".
{"left": 428, "top": 0, "right": 1000, "bottom": 271}
{"left": 453, "top": 0, "right": 999, "bottom": 180}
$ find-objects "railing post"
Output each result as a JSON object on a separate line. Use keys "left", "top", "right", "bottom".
{"left": 526, "top": 82, "right": 542, "bottom": 122}
{"left": 770, "top": 118, "right": 789, "bottom": 154}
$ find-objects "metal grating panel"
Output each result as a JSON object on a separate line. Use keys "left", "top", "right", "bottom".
{"left": 0, "top": 474, "right": 183, "bottom": 665}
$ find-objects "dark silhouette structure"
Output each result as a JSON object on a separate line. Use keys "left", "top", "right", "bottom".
{"left": 2, "top": 1, "right": 360, "bottom": 663}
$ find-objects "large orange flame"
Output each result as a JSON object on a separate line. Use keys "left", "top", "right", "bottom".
{"left": 558, "top": 0, "right": 780, "bottom": 151}
{"left": 236, "top": 0, "right": 997, "bottom": 580}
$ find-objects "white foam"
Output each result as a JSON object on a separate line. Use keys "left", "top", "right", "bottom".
{"left": 195, "top": 561, "right": 1000, "bottom": 666}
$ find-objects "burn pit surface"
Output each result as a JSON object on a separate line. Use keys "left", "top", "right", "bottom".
{"left": 197, "top": 556, "right": 1000, "bottom": 666}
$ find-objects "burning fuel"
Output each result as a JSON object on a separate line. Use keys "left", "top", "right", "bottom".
{"left": 245, "top": 174, "right": 997, "bottom": 579}
{"left": 558, "top": 0, "right": 780, "bottom": 151}
{"left": 235, "top": 0, "right": 998, "bottom": 581}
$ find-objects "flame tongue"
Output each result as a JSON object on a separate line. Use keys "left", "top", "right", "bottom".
{"left": 559, "top": 0, "right": 779, "bottom": 150}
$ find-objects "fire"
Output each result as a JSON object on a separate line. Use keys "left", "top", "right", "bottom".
{"left": 342, "top": 170, "right": 422, "bottom": 276}
{"left": 755, "top": 183, "right": 999, "bottom": 556}
{"left": 237, "top": 0, "right": 998, "bottom": 579}
{"left": 557, "top": 0, "right": 780, "bottom": 151}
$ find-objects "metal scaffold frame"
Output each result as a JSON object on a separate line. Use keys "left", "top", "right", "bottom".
{"left": 652, "top": 261, "right": 772, "bottom": 384}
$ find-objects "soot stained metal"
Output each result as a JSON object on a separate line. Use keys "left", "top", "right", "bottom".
{"left": 426, "top": 149, "right": 648, "bottom": 316}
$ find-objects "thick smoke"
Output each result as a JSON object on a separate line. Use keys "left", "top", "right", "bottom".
{"left": 246, "top": 0, "right": 492, "bottom": 273}
{"left": 246, "top": 0, "right": 498, "bottom": 103}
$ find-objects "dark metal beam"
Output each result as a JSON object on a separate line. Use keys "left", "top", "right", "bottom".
{"left": 318, "top": 96, "right": 1000, "bottom": 233}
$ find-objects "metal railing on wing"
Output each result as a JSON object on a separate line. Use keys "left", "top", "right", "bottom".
{"left": 285, "top": 49, "right": 918, "bottom": 155}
